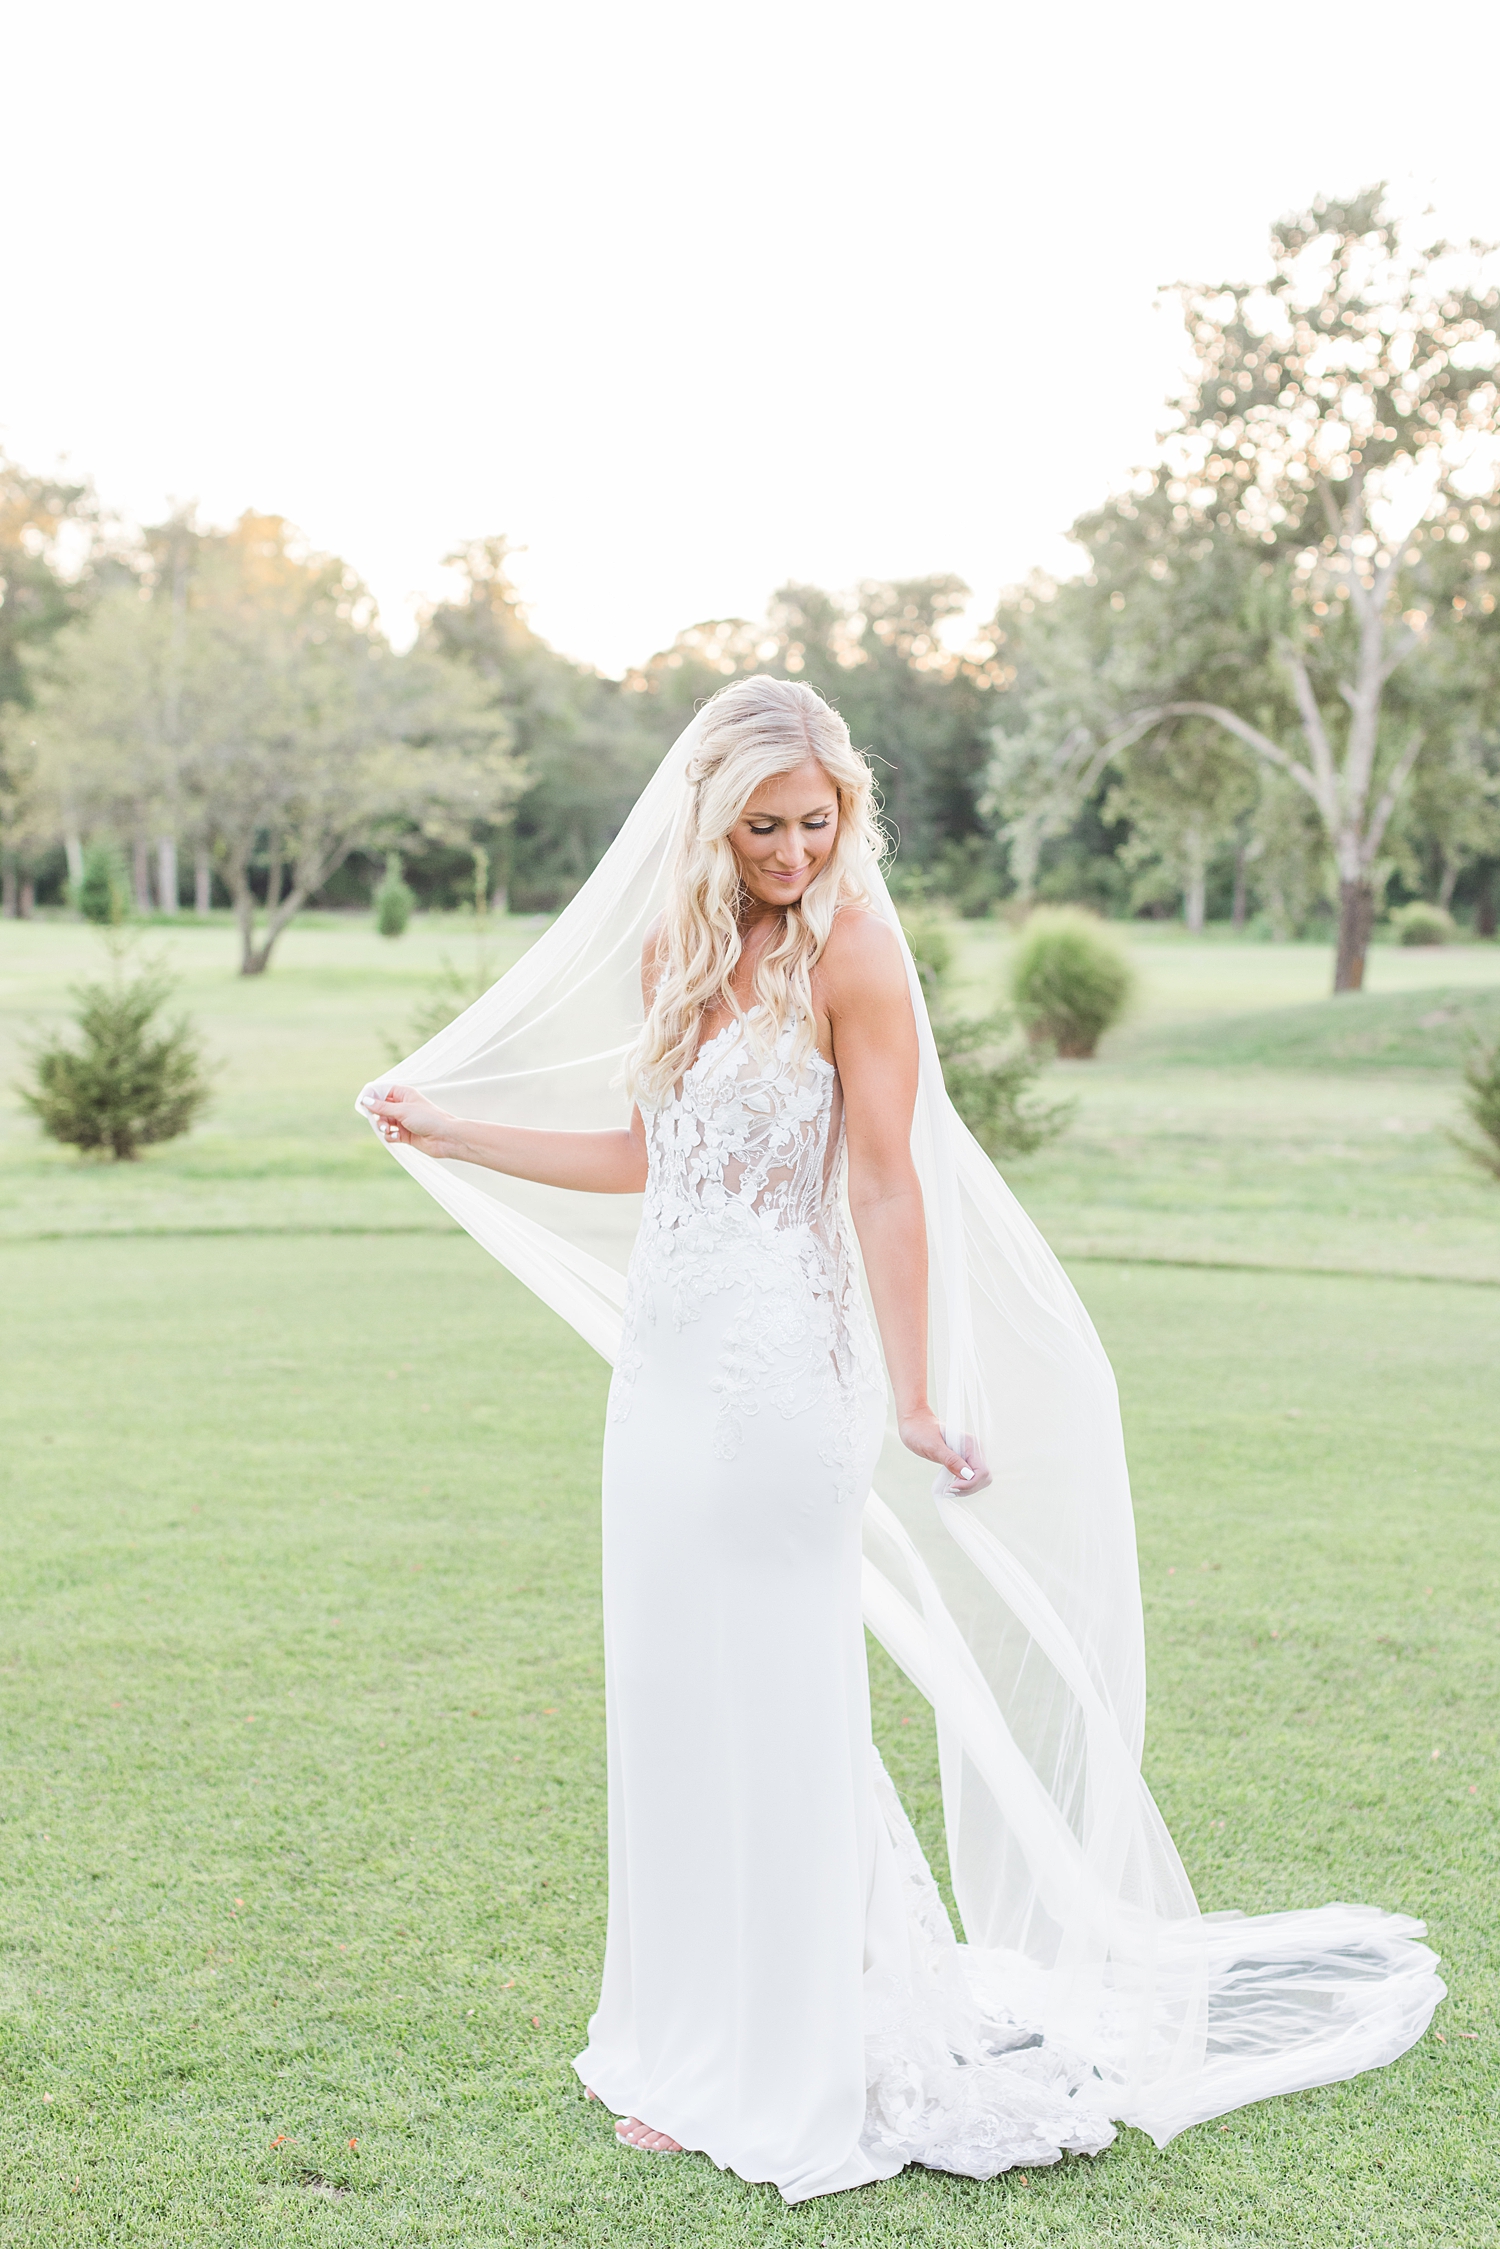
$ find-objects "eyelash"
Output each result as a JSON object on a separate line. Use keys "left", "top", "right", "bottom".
{"left": 748, "top": 819, "right": 830, "bottom": 836}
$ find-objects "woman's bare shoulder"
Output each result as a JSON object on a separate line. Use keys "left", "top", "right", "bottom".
{"left": 818, "top": 904, "right": 908, "bottom": 1004}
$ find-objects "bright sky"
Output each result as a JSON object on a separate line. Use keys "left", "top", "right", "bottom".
{"left": 8, "top": 1, "right": 1500, "bottom": 674}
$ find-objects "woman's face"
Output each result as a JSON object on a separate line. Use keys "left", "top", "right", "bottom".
{"left": 728, "top": 757, "right": 840, "bottom": 909}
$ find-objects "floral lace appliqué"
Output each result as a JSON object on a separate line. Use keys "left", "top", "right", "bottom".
{"left": 612, "top": 1011, "right": 882, "bottom": 1502}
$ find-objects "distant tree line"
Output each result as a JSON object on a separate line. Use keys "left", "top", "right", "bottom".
{"left": 3, "top": 187, "right": 1497, "bottom": 989}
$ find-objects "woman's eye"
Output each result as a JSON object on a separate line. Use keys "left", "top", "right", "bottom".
{"left": 804, "top": 819, "right": 830, "bottom": 831}
{"left": 748, "top": 825, "right": 776, "bottom": 836}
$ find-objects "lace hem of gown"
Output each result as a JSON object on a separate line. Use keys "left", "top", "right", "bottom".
{"left": 861, "top": 1753, "right": 1117, "bottom": 2179}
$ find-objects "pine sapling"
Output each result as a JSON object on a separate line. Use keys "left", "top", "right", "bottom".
{"left": 22, "top": 940, "right": 214, "bottom": 1160}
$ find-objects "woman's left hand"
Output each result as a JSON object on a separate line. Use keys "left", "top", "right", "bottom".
{"left": 897, "top": 1409, "right": 992, "bottom": 1496}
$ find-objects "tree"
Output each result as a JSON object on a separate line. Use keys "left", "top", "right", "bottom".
{"left": 26, "top": 584, "right": 183, "bottom": 908}
{"left": 1104, "top": 187, "right": 1500, "bottom": 989}
{"left": 35, "top": 514, "right": 521, "bottom": 973}
{"left": 632, "top": 576, "right": 1002, "bottom": 878}
{"left": 21, "top": 940, "right": 213, "bottom": 1159}
{"left": 423, "top": 540, "right": 661, "bottom": 910}
{"left": 0, "top": 455, "right": 94, "bottom": 914}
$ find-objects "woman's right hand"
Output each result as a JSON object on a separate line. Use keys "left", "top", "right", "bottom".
{"left": 364, "top": 1084, "right": 457, "bottom": 1157}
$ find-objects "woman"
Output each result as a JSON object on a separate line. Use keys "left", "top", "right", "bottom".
{"left": 362, "top": 678, "right": 1441, "bottom": 2205}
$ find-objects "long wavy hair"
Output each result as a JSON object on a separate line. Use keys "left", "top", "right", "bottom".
{"left": 625, "top": 676, "right": 886, "bottom": 1108}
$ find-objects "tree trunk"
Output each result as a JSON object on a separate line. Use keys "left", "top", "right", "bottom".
{"left": 1231, "top": 844, "right": 1249, "bottom": 932}
{"left": 65, "top": 832, "right": 84, "bottom": 894}
{"left": 1, "top": 852, "right": 16, "bottom": 917}
{"left": 1334, "top": 878, "right": 1375, "bottom": 992}
{"left": 230, "top": 862, "right": 262, "bottom": 975}
{"left": 156, "top": 836, "right": 179, "bottom": 914}
{"left": 194, "top": 848, "right": 213, "bottom": 915}
{"left": 1436, "top": 855, "right": 1459, "bottom": 914}
{"left": 19, "top": 875, "right": 35, "bottom": 918}
{"left": 1477, "top": 864, "right": 1498, "bottom": 940}
{"left": 132, "top": 836, "right": 153, "bottom": 915}
{"left": 1182, "top": 825, "right": 1207, "bottom": 936}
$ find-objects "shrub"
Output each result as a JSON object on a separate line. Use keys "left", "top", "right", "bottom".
{"left": 1390, "top": 901, "right": 1455, "bottom": 947}
{"left": 21, "top": 942, "right": 214, "bottom": 1159}
{"left": 1009, "top": 909, "right": 1134, "bottom": 1058}
{"left": 933, "top": 1011, "right": 1073, "bottom": 1160}
{"left": 1451, "top": 1039, "right": 1500, "bottom": 1182}
{"left": 74, "top": 840, "right": 128, "bottom": 925}
{"left": 896, "top": 907, "right": 1071, "bottom": 1160}
{"left": 374, "top": 853, "right": 415, "bottom": 938}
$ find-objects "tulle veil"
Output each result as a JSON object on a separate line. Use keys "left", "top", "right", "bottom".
{"left": 358, "top": 708, "right": 1440, "bottom": 2141}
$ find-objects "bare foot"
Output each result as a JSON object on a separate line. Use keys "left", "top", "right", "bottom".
{"left": 616, "top": 2116, "right": 683, "bottom": 2153}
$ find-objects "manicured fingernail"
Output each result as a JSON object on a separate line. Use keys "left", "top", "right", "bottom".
{"left": 958, "top": 1465, "right": 974, "bottom": 1480}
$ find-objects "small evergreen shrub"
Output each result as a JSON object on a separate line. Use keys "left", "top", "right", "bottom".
{"left": 1390, "top": 901, "right": 1454, "bottom": 947}
{"left": 933, "top": 1011, "right": 1073, "bottom": 1160}
{"left": 22, "top": 943, "right": 214, "bottom": 1159}
{"left": 1451, "top": 1039, "right": 1500, "bottom": 1182}
{"left": 1009, "top": 909, "right": 1134, "bottom": 1058}
{"left": 74, "top": 841, "right": 128, "bottom": 925}
{"left": 374, "top": 853, "right": 416, "bottom": 938}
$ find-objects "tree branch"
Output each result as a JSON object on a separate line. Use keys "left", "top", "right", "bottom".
{"left": 1104, "top": 704, "right": 1322, "bottom": 805}
{"left": 1278, "top": 651, "right": 1342, "bottom": 826}
{"left": 1362, "top": 732, "right": 1425, "bottom": 867}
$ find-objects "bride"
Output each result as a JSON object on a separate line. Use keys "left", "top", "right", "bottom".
{"left": 362, "top": 677, "right": 1441, "bottom": 2205}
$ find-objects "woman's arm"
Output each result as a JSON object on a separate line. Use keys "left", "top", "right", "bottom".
{"left": 364, "top": 925, "right": 662, "bottom": 1193}
{"left": 821, "top": 911, "right": 991, "bottom": 1494}
{"left": 363, "top": 1088, "right": 647, "bottom": 1193}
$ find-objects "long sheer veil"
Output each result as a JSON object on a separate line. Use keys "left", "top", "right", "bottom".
{"left": 358, "top": 710, "right": 1440, "bottom": 2141}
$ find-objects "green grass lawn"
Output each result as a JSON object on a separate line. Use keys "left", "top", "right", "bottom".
{"left": 3, "top": 910, "right": 1499, "bottom": 2245}
{"left": 4, "top": 1239, "right": 1495, "bottom": 2247}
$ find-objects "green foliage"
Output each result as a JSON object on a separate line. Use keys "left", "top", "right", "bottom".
{"left": 897, "top": 904, "right": 953, "bottom": 995}
{"left": 423, "top": 540, "right": 661, "bottom": 913}
{"left": 901, "top": 905, "right": 1070, "bottom": 1157}
{"left": 1452, "top": 1040, "right": 1500, "bottom": 1182}
{"left": 633, "top": 575, "right": 999, "bottom": 868}
{"left": 28, "top": 512, "right": 520, "bottom": 975}
{"left": 73, "top": 837, "right": 127, "bottom": 923}
{"left": 20, "top": 942, "right": 213, "bottom": 1159}
{"left": 932, "top": 1009, "right": 1074, "bottom": 1159}
{"left": 983, "top": 187, "right": 1500, "bottom": 991}
{"left": 1010, "top": 909, "right": 1134, "bottom": 1057}
{"left": 1389, "top": 900, "right": 1455, "bottom": 947}
{"left": 373, "top": 851, "right": 415, "bottom": 938}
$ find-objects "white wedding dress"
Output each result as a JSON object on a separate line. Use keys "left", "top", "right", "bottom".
{"left": 361, "top": 710, "right": 1444, "bottom": 2210}
{"left": 575, "top": 1010, "right": 1134, "bottom": 2197}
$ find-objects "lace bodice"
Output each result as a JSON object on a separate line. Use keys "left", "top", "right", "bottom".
{"left": 610, "top": 1008, "right": 883, "bottom": 1500}
{"left": 642, "top": 1008, "right": 844, "bottom": 1244}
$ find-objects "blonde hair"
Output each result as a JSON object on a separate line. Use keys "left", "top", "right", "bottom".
{"left": 626, "top": 676, "right": 885, "bottom": 1107}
